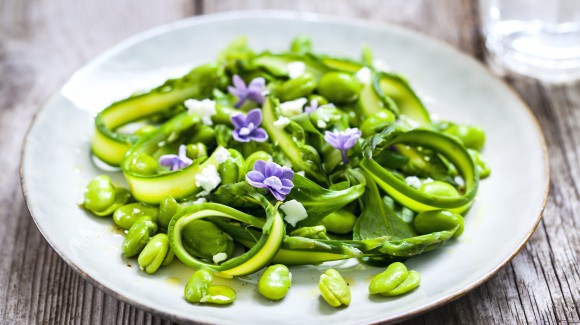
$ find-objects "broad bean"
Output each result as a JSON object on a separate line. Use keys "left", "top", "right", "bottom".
{"left": 360, "top": 109, "right": 396, "bottom": 137}
{"left": 185, "top": 143, "right": 208, "bottom": 160}
{"left": 441, "top": 122, "right": 486, "bottom": 151}
{"left": 184, "top": 269, "right": 213, "bottom": 303}
{"left": 317, "top": 72, "right": 360, "bottom": 104}
{"left": 201, "top": 285, "right": 236, "bottom": 304}
{"left": 258, "top": 264, "right": 292, "bottom": 301}
{"left": 122, "top": 216, "right": 158, "bottom": 257}
{"left": 182, "top": 219, "right": 235, "bottom": 261}
{"left": 414, "top": 210, "right": 464, "bottom": 238}
{"left": 83, "top": 175, "right": 131, "bottom": 217}
{"left": 419, "top": 181, "right": 460, "bottom": 198}
{"left": 319, "top": 269, "right": 351, "bottom": 307}
{"left": 113, "top": 202, "right": 159, "bottom": 230}
{"left": 125, "top": 152, "right": 159, "bottom": 176}
{"left": 138, "top": 233, "right": 171, "bottom": 274}
{"left": 277, "top": 74, "right": 317, "bottom": 101}
{"left": 369, "top": 262, "right": 421, "bottom": 296}
{"left": 320, "top": 209, "right": 357, "bottom": 234}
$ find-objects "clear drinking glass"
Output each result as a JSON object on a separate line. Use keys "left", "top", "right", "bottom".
{"left": 480, "top": 0, "right": 580, "bottom": 82}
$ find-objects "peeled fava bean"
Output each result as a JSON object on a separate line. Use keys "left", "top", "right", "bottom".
{"left": 138, "top": 233, "right": 171, "bottom": 274}
{"left": 414, "top": 209, "right": 464, "bottom": 238}
{"left": 320, "top": 209, "right": 357, "bottom": 234}
{"left": 317, "top": 72, "right": 360, "bottom": 104}
{"left": 83, "top": 175, "right": 131, "bottom": 217}
{"left": 122, "top": 216, "right": 158, "bottom": 257}
{"left": 184, "top": 269, "right": 236, "bottom": 305}
{"left": 113, "top": 202, "right": 159, "bottom": 230}
{"left": 182, "top": 219, "right": 235, "bottom": 261}
{"left": 319, "top": 269, "right": 351, "bottom": 307}
{"left": 184, "top": 269, "right": 213, "bottom": 303}
{"left": 419, "top": 181, "right": 460, "bottom": 198}
{"left": 369, "top": 262, "right": 421, "bottom": 297}
{"left": 258, "top": 264, "right": 292, "bottom": 301}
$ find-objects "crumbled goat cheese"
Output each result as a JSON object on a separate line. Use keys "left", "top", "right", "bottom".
{"left": 424, "top": 177, "right": 434, "bottom": 183}
{"left": 273, "top": 116, "right": 291, "bottom": 128}
{"left": 213, "top": 147, "right": 231, "bottom": 164}
{"left": 317, "top": 120, "right": 327, "bottom": 129}
{"left": 184, "top": 99, "right": 216, "bottom": 125}
{"left": 287, "top": 61, "right": 306, "bottom": 79}
{"left": 195, "top": 165, "right": 221, "bottom": 196}
{"left": 280, "top": 199, "right": 308, "bottom": 227}
{"left": 280, "top": 98, "right": 308, "bottom": 116}
{"left": 405, "top": 176, "right": 422, "bottom": 189}
{"left": 454, "top": 176, "right": 465, "bottom": 187}
{"left": 355, "top": 67, "right": 372, "bottom": 84}
{"left": 212, "top": 252, "right": 228, "bottom": 264}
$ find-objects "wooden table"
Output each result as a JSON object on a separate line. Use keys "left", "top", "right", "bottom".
{"left": 1, "top": 1, "right": 578, "bottom": 324}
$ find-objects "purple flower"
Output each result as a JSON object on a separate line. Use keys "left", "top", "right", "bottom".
{"left": 231, "top": 108, "right": 269, "bottom": 143}
{"left": 304, "top": 99, "right": 319, "bottom": 114}
{"left": 228, "top": 75, "right": 266, "bottom": 108}
{"left": 159, "top": 144, "right": 192, "bottom": 171}
{"left": 324, "top": 128, "right": 362, "bottom": 164}
{"left": 246, "top": 160, "right": 294, "bottom": 201}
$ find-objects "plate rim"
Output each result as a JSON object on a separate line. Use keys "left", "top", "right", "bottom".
{"left": 19, "top": 9, "right": 550, "bottom": 324}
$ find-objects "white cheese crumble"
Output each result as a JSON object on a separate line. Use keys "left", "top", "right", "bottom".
{"left": 287, "top": 61, "right": 306, "bottom": 79}
{"left": 213, "top": 147, "right": 231, "bottom": 164}
{"left": 317, "top": 120, "right": 327, "bottom": 129}
{"left": 280, "top": 98, "right": 308, "bottom": 116}
{"left": 424, "top": 177, "right": 434, "bottom": 183}
{"left": 355, "top": 67, "right": 372, "bottom": 84}
{"left": 280, "top": 199, "right": 308, "bottom": 227}
{"left": 212, "top": 252, "right": 228, "bottom": 264}
{"left": 454, "top": 176, "right": 465, "bottom": 187}
{"left": 273, "top": 116, "right": 291, "bottom": 128}
{"left": 405, "top": 176, "right": 422, "bottom": 189}
{"left": 184, "top": 98, "right": 216, "bottom": 125}
{"left": 195, "top": 165, "right": 221, "bottom": 197}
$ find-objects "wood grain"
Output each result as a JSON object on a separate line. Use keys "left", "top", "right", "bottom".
{"left": 1, "top": 0, "right": 579, "bottom": 324}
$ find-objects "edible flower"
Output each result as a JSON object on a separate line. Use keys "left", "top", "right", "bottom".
{"left": 228, "top": 75, "right": 266, "bottom": 108}
{"left": 231, "top": 108, "right": 268, "bottom": 143}
{"left": 159, "top": 144, "right": 192, "bottom": 171}
{"left": 246, "top": 160, "right": 294, "bottom": 201}
{"left": 324, "top": 128, "right": 362, "bottom": 164}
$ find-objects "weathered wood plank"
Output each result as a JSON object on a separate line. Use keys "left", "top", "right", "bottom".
{"left": 0, "top": 1, "right": 194, "bottom": 324}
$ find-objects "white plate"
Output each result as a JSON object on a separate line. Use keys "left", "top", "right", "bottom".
{"left": 21, "top": 11, "right": 549, "bottom": 324}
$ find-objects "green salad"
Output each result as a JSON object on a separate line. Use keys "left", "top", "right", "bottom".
{"left": 82, "top": 35, "right": 490, "bottom": 306}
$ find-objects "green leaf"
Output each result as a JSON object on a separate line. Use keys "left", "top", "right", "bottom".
{"left": 286, "top": 174, "right": 365, "bottom": 228}
{"left": 353, "top": 171, "right": 416, "bottom": 241}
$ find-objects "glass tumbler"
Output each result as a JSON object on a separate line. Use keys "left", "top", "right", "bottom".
{"left": 480, "top": 0, "right": 580, "bottom": 82}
